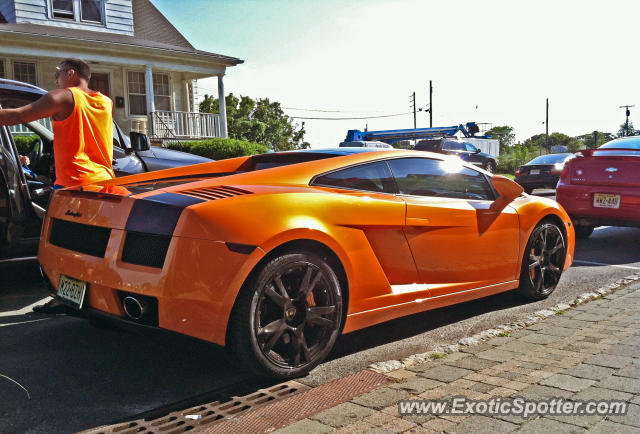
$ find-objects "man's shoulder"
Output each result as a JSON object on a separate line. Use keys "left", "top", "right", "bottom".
{"left": 48, "top": 88, "right": 74, "bottom": 102}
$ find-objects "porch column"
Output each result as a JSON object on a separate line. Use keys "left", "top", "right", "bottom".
{"left": 217, "top": 74, "right": 228, "bottom": 138}
{"left": 145, "top": 65, "right": 155, "bottom": 135}
{"left": 183, "top": 80, "right": 191, "bottom": 112}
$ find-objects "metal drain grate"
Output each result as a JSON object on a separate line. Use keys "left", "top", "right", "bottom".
{"left": 202, "top": 369, "right": 392, "bottom": 434}
{"left": 81, "top": 381, "right": 310, "bottom": 434}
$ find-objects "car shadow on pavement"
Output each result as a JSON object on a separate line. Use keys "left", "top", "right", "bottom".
{"left": 0, "top": 313, "right": 268, "bottom": 433}
{"left": 328, "top": 289, "right": 536, "bottom": 359}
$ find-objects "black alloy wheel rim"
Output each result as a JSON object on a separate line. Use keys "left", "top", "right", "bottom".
{"left": 528, "top": 224, "right": 565, "bottom": 296}
{"left": 254, "top": 261, "right": 340, "bottom": 369}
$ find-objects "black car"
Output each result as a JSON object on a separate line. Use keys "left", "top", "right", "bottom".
{"left": 0, "top": 79, "right": 211, "bottom": 263}
{"left": 415, "top": 139, "right": 498, "bottom": 172}
{"left": 514, "top": 153, "right": 575, "bottom": 194}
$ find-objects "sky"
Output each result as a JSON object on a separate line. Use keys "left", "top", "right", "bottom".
{"left": 154, "top": 0, "right": 638, "bottom": 147}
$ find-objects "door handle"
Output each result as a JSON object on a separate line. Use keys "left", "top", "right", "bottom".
{"left": 406, "top": 217, "right": 430, "bottom": 226}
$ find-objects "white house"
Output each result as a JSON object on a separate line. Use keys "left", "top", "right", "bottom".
{"left": 0, "top": 0, "right": 242, "bottom": 142}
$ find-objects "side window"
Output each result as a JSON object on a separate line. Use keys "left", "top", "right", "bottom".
{"left": 464, "top": 143, "right": 477, "bottom": 152}
{"left": 388, "top": 158, "right": 494, "bottom": 200}
{"left": 312, "top": 161, "right": 395, "bottom": 193}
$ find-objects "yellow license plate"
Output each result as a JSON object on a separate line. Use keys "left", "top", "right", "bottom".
{"left": 57, "top": 275, "right": 87, "bottom": 309}
{"left": 593, "top": 193, "right": 621, "bottom": 209}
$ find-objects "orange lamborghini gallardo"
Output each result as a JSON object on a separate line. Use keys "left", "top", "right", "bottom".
{"left": 38, "top": 148, "right": 574, "bottom": 378}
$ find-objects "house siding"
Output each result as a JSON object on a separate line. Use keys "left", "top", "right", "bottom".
{"left": 10, "top": 0, "right": 133, "bottom": 35}
{"left": 0, "top": 0, "right": 16, "bottom": 22}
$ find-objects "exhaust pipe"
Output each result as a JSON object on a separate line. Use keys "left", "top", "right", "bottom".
{"left": 123, "top": 296, "right": 149, "bottom": 320}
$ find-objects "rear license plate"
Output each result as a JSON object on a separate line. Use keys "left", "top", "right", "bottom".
{"left": 529, "top": 169, "right": 540, "bottom": 175}
{"left": 593, "top": 193, "right": 621, "bottom": 209}
{"left": 57, "top": 275, "right": 87, "bottom": 309}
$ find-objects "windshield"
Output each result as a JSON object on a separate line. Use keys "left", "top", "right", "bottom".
{"left": 527, "top": 154, "right": 572, "bottom": 165}
{"left": 599, "top": 138, "right": 640, "bottom": 150}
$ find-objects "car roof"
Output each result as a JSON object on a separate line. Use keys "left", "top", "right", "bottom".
{"left": 0, "top": 79, "right": 47, "bottom": 96}
{"left": 275, "top": 147, "right": 391, "bottom": 156}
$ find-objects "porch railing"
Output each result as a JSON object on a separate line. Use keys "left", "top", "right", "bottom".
{"left": 9, "top": 118, "right": 53, "bottom": 135}
{"left": 150, "top": 111, "right": 221, "bottom": 140}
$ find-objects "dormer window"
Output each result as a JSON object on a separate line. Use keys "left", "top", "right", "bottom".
{"left": 51, "top": 0, "right": 103, "bottom": 24}
{"left": 52, "top": 0, "right": 75, "bottom": 19}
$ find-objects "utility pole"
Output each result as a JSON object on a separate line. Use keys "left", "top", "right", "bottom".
{"left": 411, "top": 92, "right": 416, "bottom": 129}
{"left": 429, "top": 80, "right": 433, "bottom": 127}
{"left": 543, "top": 98, "right": 549, "bottom": 156}
{"left": 619, "top": 105, "right": 634, "bottom": 136}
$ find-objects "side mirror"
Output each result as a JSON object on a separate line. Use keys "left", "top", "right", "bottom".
{"left": 491, "top": 175, "right": 524, "bottom": 204}
{"left": 129, "top": 131, "right": 150, "bottom": 152}
{"left": 474, "top": 148, "right": 481, "bottom": 154}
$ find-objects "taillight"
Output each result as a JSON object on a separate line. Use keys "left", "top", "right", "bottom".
{"left": 559, "top": 162, "right": 571, "bottom": 184}
{"left": 515, "top": 167, "right": 521, "bottom": 176}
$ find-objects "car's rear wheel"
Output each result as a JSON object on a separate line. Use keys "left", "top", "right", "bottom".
{"left": 484, "top": 161, "right": 496, "bottom": 173}
{"left": 524, "top": 187, "right": 534, "bottom": 194}
{"left": 574, "top": 225, "right": 594, "bottom": 239}
{"left": 229, "top": 252, "right": 343, "bottom": 379}
{"left": 518, "top": 221, "right": 566, "bottom": 300}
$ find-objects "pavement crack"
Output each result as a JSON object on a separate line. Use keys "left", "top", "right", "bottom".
{"left": 0, "top": 373, "right": 31, "bottom": 400}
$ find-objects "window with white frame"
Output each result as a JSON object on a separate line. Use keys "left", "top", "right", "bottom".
{"left": 0, "top": 60, "right": 5, "bottom": 79}
{"left": 153, "top": 73, "right": 171, "bottom": 111}
{"left": 13, "top": 62, "right": 37, "bottom": 85}
{"left": 51, "top": 0, "right": 103, "bottom": 23}
{"left": 127, "top": 72, "right": 172, "bottom": 115}
{"left": 51, "top": 0, "right": 75, "bottom": 19}
{"left": 127, "top": 71, "right": 147, "bottom": 116}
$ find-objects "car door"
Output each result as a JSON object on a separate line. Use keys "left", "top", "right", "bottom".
{"left": 311, "top": 160, "right": 419, "bottom": 286}
{"left": 387, "top": 157, "right": 520, "bottom": 297}
{"left": 0, "top": 125, "right": 41, "bottom": 258}
{"left": 463, "top": 143, "right": 484, "bottom": 166}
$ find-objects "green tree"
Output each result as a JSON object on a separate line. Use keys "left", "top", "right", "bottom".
{"left": 485, "top": 125, "right": 515, "bottom": 155}
{"left": 617, "top": 121, "right": 637, "bottom": 137}
{"left": 575, "top": 131, "right": 616, "bottom": 149}
{"left": 522, "top": 132, "right": 584, "bottom": 154}
{"left": 199, "top": 93, "right": 309, "bottom": 151}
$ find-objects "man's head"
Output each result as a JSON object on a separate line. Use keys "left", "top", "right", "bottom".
{"left": 55, "top": 58, "right": 91, "bottom": 88}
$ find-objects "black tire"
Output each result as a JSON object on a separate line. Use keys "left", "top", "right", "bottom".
{"left": 574, "top": 225, "right": 594, "bottom": 239}
{"left": 485, "top": 161, "right": 496, "bottom": 173}
{"left": 228, "top": 252, "right": 343, "bottom": 379}
{"left": 518, "top": 221, "right": 566, "bottom": 300}
{"left": 524, "top": 187, "right": 534, "bottom": 194}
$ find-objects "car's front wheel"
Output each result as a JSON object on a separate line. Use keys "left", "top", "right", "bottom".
{"left": 518, "top": 221, "right": 566, "bottom": 300}
{"left": 484, "top": 161, "right": 496, "bottom": 173}
{"left": 229, "top": 252, "right": 343, "bottom": 379}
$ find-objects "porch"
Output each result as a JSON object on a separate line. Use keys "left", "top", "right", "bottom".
{"left": 149, "top": 110, "right": 221, "bottom": 141}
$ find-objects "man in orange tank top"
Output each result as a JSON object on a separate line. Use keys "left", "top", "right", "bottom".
{"left": 0, "top": 58, "right": 114, "bottom": 188}
{"left": 0, "top": 58, "right": 114, "bottom": 313}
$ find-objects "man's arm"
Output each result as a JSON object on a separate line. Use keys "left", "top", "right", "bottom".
{"left": 0, "top": 89, "right": 73, "bottom": 126}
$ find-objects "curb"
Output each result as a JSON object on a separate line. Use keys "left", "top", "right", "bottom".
{"left": 368, "top": 272, "right": 640, "bottom": 374}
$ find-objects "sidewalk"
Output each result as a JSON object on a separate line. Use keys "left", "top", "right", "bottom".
{"left": 272, "top": 280, "right": 640, "bottom": 433}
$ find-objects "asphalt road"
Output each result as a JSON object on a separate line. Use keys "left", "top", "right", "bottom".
{"left": 1, "top": 200, "right": 639, "bottom": 432}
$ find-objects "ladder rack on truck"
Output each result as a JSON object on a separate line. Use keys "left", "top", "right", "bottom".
{"left": 344, "top": 122, "right": 485, "bottom": 145}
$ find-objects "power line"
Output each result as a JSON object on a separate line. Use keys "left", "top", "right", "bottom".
{"left": 289, "top": 111, "right": 414, "bottom": 120}
{"left": 283, "top": 107, "right": 384, "bottom": 113}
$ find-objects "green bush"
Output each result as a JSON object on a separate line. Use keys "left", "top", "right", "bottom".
{"left": 497, "top": 145, "right": 531, "bottom": 174}
{"left": 167, "top": 138, "right": 268, "bottom": 160}
{"left": 13, "top": 135, "right": 41, "bottom": 156}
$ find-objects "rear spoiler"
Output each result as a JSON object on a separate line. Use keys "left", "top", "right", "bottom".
{"left": 575, "top": 148, "right": 640, "bottom": 157}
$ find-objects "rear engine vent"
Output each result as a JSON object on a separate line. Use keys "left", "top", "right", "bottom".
{"left": 121, "top": 231, "right": 171, "bottom": 268}
{"left": 178, "top": 185, "right": 252, "bottom": 201}
{"left": 50, "top": 218, "right": 111, "bottom": 258}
